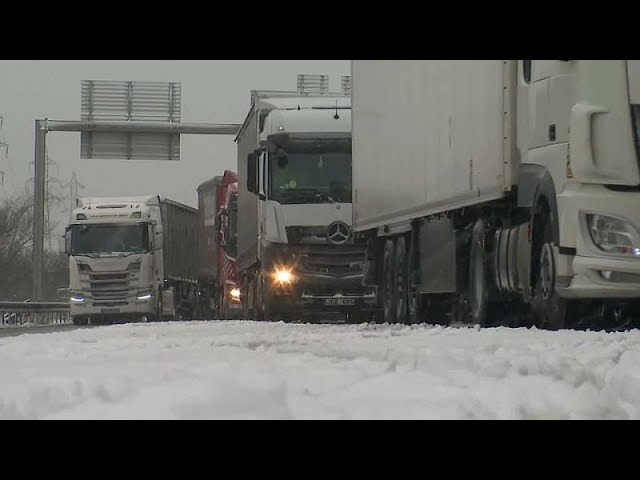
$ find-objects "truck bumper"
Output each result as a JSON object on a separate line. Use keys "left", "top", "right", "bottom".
{"left": 70, "top": 296, "right": 157, "bottom": 318}
{"left": 266, "top": 274, "right": 378, "bottom": 312}
{"left": 556, "top": 184, "right": 640, "bottom": 299}
{"left": 266, "top": 293, "right": 378, "bottom": 313}
{"left": 558, "top": 255, "right": 640, "bottom": 299}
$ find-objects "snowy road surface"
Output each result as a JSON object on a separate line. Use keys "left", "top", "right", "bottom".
{"left": 1, "top": 321, "right": 639, "bottom": 419}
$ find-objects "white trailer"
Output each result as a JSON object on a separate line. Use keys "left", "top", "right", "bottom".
{"left": 353, "top": 60, "right": 640, "bottom": 330}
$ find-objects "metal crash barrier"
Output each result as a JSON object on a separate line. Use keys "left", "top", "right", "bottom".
{"left": 0, "top": 302, "right": 71, "bottom": 327}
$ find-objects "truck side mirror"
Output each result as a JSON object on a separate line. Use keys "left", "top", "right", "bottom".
{"left": 64, "top": 228, "right": 71, "bottom": 255}
{"left": 247, "top": 153, "right": 258, "bottom": 194}
{"left": 148, "top": 224, "right": 155, "bottom": 251}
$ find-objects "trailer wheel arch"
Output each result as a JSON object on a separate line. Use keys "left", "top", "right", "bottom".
{"left": 517, "top": 164, "right": 560, "bottom": 246}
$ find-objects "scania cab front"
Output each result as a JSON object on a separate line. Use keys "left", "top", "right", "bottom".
{"left": 65, "top": 198, "right": 160, "bottom": 325}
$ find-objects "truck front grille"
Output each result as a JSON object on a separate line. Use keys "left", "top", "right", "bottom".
{"left": 294, "top": 245, "right": 365, "bottom": 277}
{"left": 90, "top": 272, "right": 127, "bottom": 281}
{"left": 89, "top": 271, "right": 129, "bottom": 302}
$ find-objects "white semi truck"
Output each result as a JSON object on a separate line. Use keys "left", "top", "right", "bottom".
{"left": 236, "top": 77, "right": 376, "bottom": 322}
{"left": 65, "top": 196, "right": 199, "bottom": 325}
{"left": 352, "top": 60, "right": 640, "bottom": 330}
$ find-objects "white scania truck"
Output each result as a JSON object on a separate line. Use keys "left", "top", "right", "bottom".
{"left": 236, "top": 77, "right": 376, "bottom": 322}
{"left": 352, "top": 60, "right": 640, "bottom": 330}
{"left": 65, "top": 196, "right": 199, "bottom": 325}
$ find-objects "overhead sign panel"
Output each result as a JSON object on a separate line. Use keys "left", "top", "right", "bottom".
{"left": 80, "top": 80, "right": 182, "bottom": 161}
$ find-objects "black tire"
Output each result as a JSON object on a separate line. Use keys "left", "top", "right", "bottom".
{"left": 72, "top": 316, "right": 88, "bottom": 326}
{"left": 156, "top": 291, "right": 164, "bottom": 323}
{"left": 395, "top": 236, "right": 409, "bottom": 324}
{"left": 253, "top": 274, "right": 266, "bottom": 322}
{"left": 469, "top": 219, "right": 490, "bottom": 327}
{"left": 242, "top": 276, "right": 250, "bottom": 321}
{"left": 382, "top": 239, "right": 396, "bottom": 324}
{"left": 531, "top": 217, "right": 567, "bottom": 330}
{"left": 407, "top": 232, "right": 424, "bottom": 325}
{"left": 408, "top": 290, "right": 425, "bottom": 325}
{"left": 220, "top": 291, "right": 228, "bottom": 320}
{"left": 346, "top": 311, "right": 371, "bottom": 324}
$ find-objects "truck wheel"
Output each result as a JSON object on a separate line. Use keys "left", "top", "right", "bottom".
{"left": 531, "top": 218, "right": 567, "bottom": 330}
{"left": 72, "top": 316, "right": 88, "bottom": 326}
{"left": 394, "top": 236, "right": 409, "bottom": 324}
{"left": 156, "top": 294, "right": 164, "bottom": 322}
{"left": 407, "top": 232, "right": 424, "bottom": 324}
{"left": 382, "top": 239, "right": 397, "bottom": 324}
{"left": 345, "top": 311, "right": 372, "bottom": 324}
{"left": 408, "top": 289, "right": 424, "bottom": 324}
{"left": 242, "top": 276, "right": 250, "bottom": 321}
{"left": 219, "top": 292, "right": 226, "bottom": 320}
{"left": 253, "top": 274, "right": 266, "bottom": 322}
{"left": 469, "top": 219, "right": 490, "bottom": 327}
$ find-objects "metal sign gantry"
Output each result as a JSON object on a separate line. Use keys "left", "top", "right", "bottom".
{"left": 32, "top": 119, "right": 240, "bottom": 301}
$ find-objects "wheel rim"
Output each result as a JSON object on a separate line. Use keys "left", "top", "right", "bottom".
{"left": 533, "top": 242, "right": 566, "bottom": 329}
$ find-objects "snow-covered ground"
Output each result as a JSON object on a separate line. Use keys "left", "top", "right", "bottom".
{"left": 1, "top": 321, "right": 639, "bottom": 419}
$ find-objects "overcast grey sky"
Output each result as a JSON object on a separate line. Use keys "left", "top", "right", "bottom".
{"left": 0, "top": 60, "right": 350, "bottom": 246}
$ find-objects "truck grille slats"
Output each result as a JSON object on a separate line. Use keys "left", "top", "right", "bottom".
{"left": 291, "top": 245, "right": 365, "bottom": 277}
{"left": 90, "top": 273, "right": 128, "bottom": 281}
{"left": 87, "top": 271, "right": 129, "bottom": 302}
{"left": 90, "top": 282, "right": 127, "bottom": 290}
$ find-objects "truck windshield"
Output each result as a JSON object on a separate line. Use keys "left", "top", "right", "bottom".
{"left": 70, "top": 224, "right": 150, "bottom": 256}
{"left": 268, "top": 146, "right": 352, "bottom": 205}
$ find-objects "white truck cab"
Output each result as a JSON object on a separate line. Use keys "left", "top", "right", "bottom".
{"left": 65, "top": 196, "right": 196, "bottom": 325}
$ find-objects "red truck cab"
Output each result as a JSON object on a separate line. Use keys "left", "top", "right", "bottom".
{"left": 197, "top": 170, "right": 242, "bottom": 319}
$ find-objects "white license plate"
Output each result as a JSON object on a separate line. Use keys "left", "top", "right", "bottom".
{"left": 101, "top": 308, "right": 120, "bottom": 314}
{"left": 324, "top": 298, "right": 356, "bottom": 307}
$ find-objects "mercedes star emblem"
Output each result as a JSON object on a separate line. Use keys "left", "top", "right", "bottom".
{"left": 327, "top": 221, "right": 350, "bottom": 245}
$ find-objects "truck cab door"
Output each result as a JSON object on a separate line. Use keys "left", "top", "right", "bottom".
{"left": 519, "top": 60, "right": 577, "bottom": 193}
{"left": 528, "top": 60, "right": 577, "bottom": 150}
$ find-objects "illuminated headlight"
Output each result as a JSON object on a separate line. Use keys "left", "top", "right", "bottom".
{"left": 71, "top": 294, "right": 86, "bottom": 303}
{"left": 587, "top": 214, "right": 640, "bottom": 257}
{"left": 273, "top": 269, "right": 295, "bottom": 284}
{"left": 136, "top": 291, "right": 153, "bottom": 301}
{"left": 230, "top": 288, "right": 241, "bottom": 300}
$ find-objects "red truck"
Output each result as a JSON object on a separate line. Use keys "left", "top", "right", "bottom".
{"left": 197, "top": 171, "right": 242, "bottom": 319}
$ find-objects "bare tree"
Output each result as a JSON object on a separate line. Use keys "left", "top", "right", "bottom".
{"left": 0, "top": 190, "right": 33, "bottom": 262}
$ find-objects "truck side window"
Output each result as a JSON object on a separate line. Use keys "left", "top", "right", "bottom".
{"left": 523, "top": 60, "right": 532, "bottom": 83}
